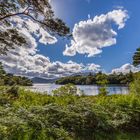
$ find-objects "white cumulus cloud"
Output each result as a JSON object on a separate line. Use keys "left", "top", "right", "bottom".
{"left": 111, "top": 63, "right": 140, "bottom": 74}
{"left": 0, "top": 14, "right": 101, "bottom": 78}
{"left": 10, "top": 16, "right": 57, "bottom": 46}
{"left": 63, "top": 9, "right": 129, "bottom": 57}
{"left": 0, "top": 15, "right": 100, "bottom": 78}
{"left": 0, "top": 46, "right": 100, "bottom": 78}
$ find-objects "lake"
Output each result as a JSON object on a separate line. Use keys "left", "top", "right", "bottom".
{"left": 28, "top": 84, "right": 129, "bottom": 95}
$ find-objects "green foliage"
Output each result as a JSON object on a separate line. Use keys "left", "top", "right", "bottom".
{"left": 130, "top": 72, "right": 140, "bottom": 95}
{"left": 95, "top": 72, "right": 108, "bottom": 86}
{"left": 0, "top": 29, "right": 27, "bottom": 55}
{"left": 0, "top": 85, "right": 140, "bottom": 139}
{"left": 133, "top": 47, "right": 140, "bottom": 66}
{"left": 0, "top": 0, "right": 70, "bottom": 54}
{"left": 6, "top": 86, "right": 19, "bottom": 98}
{"left": 55, "top": 71, "right": 134, "bottom": 85}
{"left": 53, "top": 84, "right": 77, "bottom": 96}
{"left": 98, "top": 87, "right": 109, "bottom": 96}
{"left": 95, "top": 72, "right": 109, "bottom": 96}
{"left": 0, "top": 62, "right": 6, "bottom": 75}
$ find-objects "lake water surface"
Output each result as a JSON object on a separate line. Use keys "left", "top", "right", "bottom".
{"left": 28, "top": 84, "right": 129, "bottom": 95}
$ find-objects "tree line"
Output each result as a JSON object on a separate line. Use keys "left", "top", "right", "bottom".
{"left": 55, "top": 71, "right": 135, "bottom": 85}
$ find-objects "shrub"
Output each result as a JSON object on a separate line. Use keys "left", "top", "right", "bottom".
{"left": 52, "top": 84, "right": 78, "bottom": 96}
{"left": 6, "top": 86, "right": 19, "bottom": 98}
{"left": 98, "top": 87, "right": 109, "bottom": 96}
{"left": 130, "top": 73, "right": 140, "bottom": 95}
{"left": 0, "top": 86, "right": 140, "bottom": 139}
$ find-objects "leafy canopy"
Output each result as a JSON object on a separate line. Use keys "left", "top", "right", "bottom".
{"left": 0, "top": 0, "right": 70, "bottom": 54}
{"left": 133, "top": 47, "right": 140, "bottom": 67}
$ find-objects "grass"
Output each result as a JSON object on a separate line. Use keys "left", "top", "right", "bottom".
{"left": 0, "top": 86, "right": 140, "bottom": 140}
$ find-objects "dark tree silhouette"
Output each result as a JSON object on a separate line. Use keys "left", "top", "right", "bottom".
{"left": 0, "top": 0, "right": 70, "bottom": 54}
{"left": 133, "top": 48, "right": 140, "bottom": 66}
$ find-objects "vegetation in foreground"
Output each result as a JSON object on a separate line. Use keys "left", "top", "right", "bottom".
{"left": 0, "top": 81, "right": 140, "bottom": 140}
{"left": 0, "top": 48, "right": 140, "bottom": 140}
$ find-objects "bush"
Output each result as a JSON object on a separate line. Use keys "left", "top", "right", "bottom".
{"left": 6, "top": 86, "right": 19, "bottom": 98}
{"left": 130, "top": 74, "right": 140, "bottom": 95}
{"left": 52, "top": 84, "right": 78, "bottom": 96}
{"left": 0, "top": 86, "right": 140, "bottom": 139}
{"left": 98, "top": 87, "right": 109, "bottom": 96}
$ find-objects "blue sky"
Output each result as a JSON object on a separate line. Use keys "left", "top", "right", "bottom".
{"left": 1, "top": 0, "right": 140, "bottom": 78}
{"left": 41, "top": 0, "right": 140, "bottom": 72}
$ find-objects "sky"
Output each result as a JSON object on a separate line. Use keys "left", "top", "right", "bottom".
{"left": 1, "top": 0, "right": 140, "bottom": 78}
{"left": 48, "top": 0, "right": 140, "bottom": 71}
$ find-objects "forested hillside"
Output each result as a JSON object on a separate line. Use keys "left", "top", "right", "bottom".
{"left": 55, "top": 71, "right": 135, "bottom": 85}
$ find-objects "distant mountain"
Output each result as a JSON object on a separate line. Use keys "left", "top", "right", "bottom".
{"left": 31, "top": 72, "right": 95, "bottom": 84}
{"left": 31, "top": 77, "right": 57, "bottom": 83}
